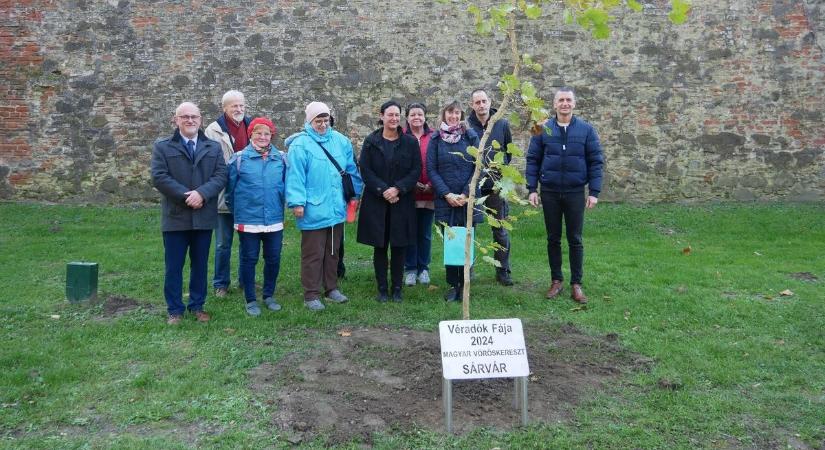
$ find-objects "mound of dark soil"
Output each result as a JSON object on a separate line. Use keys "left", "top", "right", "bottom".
{"left": 248, "top": 322, "right": 652, "bottom": 444}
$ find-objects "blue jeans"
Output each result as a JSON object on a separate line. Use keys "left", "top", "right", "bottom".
{"left": 212, "top": 213, "right": 235, "bottom": 289}
{"left": 162, "top": 230, "right": 212, "bottom": 316}
{"left": 238, "top": 230, "right": 283, "bottom": 303}
{"left": 404, "top": 208, "right": 434, "bottom": 273}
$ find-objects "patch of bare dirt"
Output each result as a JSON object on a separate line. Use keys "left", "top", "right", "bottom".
{"left": 97, "top": 294, "right": 155, "bottom": 318}
{"left": 249, "top": 322, "right": 651, "bottom": 444}
{"left": 788, "top": 272, "right": 818, "bottom": 282}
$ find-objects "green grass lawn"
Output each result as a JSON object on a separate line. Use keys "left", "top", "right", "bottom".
{"left": 0, "top": 201, "right": 823, "bottom": 449}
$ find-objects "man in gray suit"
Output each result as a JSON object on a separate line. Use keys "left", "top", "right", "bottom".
{"left": 151, "top": 102, "right": 227, "bottom": 324}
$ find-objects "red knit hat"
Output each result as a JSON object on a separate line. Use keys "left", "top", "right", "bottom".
{"left": 247, "top": 117, "right": 276, "bottom": 136}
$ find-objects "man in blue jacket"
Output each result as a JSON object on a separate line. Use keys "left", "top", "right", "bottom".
{"left": 468, "top": 89, "right": 514, "bottom": 286}
{"left": 151, "top": 102, "right": 227, "bottom": 324}
{"left": 526, "top": 88, "right": 604, "bottom": 304}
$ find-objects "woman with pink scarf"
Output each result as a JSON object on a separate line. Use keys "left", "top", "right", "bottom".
{"left": 425, "top": 100, "right": 483, "bottom": 302}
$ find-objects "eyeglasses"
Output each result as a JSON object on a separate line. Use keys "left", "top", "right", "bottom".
{"left": 177, "top": 115, "right": 201, "bottom": 121}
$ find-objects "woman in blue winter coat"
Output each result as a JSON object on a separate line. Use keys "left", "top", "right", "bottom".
{"left": 426, "top": 100, "right": 483, "bottom": 302}
{"left": 285, "top": 102, "right": 364, "bottom": 311}
{"left": 225, "top": 117, "right": 287, "bottom": 317}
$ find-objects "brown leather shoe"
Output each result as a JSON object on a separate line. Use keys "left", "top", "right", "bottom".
{"left": 571, "top": 284, "right": 588, "bottom": 304}
{"left": 546, "top": 280, "right": 564, "bottom": 299}
{"left": 167, "top": 314, "right": 182, "bottom": 325}
{"left": 193, "top": 311, "right": 211, "bottom": 322}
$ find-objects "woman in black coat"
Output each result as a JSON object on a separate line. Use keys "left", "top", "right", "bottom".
{"left": 426, "top": 100, "right": 482, "bottom": 302}
{"left": 356, "top": 101, "right": 422, "bottom": 302}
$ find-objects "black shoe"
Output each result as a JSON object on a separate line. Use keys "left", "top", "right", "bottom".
{"left": 444, "top": 285, "right": 461, "bottom": 302}
{"left": 376, "top": 290, "right": 389, "bottom": 303}
{"left": 392, "top": 287, "right": 403, "bottom": 303}
{"left": 496, "top": 270, "right": 514, "bottom": 286}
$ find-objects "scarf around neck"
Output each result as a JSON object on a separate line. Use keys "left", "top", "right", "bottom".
{"left": 439, "top": 122, "right": 463, "bottom": 144}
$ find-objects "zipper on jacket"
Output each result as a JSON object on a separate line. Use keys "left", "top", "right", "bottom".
{"left": 560, "top": 123, "right": 568, "bottom": 189}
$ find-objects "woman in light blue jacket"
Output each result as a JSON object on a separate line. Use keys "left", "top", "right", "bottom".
{"left": 225, "top": 117, "right": 286, "bottom": 316}
{"left": 285, "top": 102, "right": 363, "bottom": 311}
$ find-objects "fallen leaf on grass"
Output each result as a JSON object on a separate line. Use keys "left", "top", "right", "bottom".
{"left": 50, "top": 315, "right": 60, "bottom": 319}
{"left": 223, "top": 328, "right": 235, "bottom": 334}
{"left": 775, "top": 339, "right": 785, "bottom": 346}
{"left": 427, "top": 284, "right": 439, "bottom": 291}
{"left": 753, "top": 251, "right": 762, "bottom": 256}
{"left": 779, "top": 289, "right": 794, "bottom": 296}
{"left": 602, "top": 295, "right": 611, "bottom": 301}
{"left": 682, "top": 246, "right": 692, "bottom": 255}
{"left": 338, "top": 329, "right": 352, "bottom": 337}
{"left": 570, "top": 305, "right": 587, "bottom": 312}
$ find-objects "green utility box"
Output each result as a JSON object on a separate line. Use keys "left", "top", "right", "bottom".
{"left": 66, "top": 262, "right": 98, "bottom": 303}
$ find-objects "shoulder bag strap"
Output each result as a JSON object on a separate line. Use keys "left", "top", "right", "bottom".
{"left": 317, "top": 142, "right": 345, "bottom": 175}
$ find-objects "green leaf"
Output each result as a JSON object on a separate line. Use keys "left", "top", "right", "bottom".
{"left": 521, "top": 81, "right": 537, "bottom": 99}
{"left": 467, "top": 146, "right": 479, "bottom": 158}
{"left": 506, "top": 142, "right": 523, "bottom": 157}
{"left": 475, "top": 195, "right": 488, "bottom": 205}
{"left": 522, "top": 53, "right": 534, "bottom": 66}
{"left": 669, "top": 0, "right": 691, "bottom": 24}
{"left": 491, "top": 139, "right": 501, "bottom": 149}
{"left": 508, "top": 111, "right": 522, "bottom": 128}
{"left": 593, "top": 22, "right": 611, "bottom": 39}
{"left": 493, "top": 151, "right": 505, "bottom": 164}
{"left": 525, "top": 4, "right": 542, "bottom": 19}
{"left": 531, "top": 63, "right": 543, "bottom": 72}
{"left": 563, "top": 9, "right": 574, "bottom": 24}
{"left": 627, "top": 0, "right": 643, "bottom": 12}
{"left": 500, "top": 165, "right": 526, "bottom": 184}
{"left": 482, "top": 255, "right": 502, "bottom": 268}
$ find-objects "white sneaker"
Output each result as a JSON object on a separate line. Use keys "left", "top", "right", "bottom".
{"left": 404, "top": 271, "right": 417, "bottom": 286}
{"left": 418, "top": 270, "right": 430, "bottom": 285}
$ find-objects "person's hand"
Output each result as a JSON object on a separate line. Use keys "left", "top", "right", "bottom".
{"left": 586, "top": 196, "right": 598, "bottom": 209}
{"left": 422, "top": 183, "right": 432, "bottom": 193}
{"left": 184, "top": 190, "right": 204, "bottom": 209}
{"left": 445, "top": 193, "right": 462, "bottom": 207}
{"left": 416, "top": 182, "right": 426, "bottom": 192}
{"left": 292, "top": 206, "right": 304, "bottom": 218}
{"left": 528, "top": 192, "right": 540, "bottom": 208}
{"left": 383, "top": 187, "right": 399, "bottom": 201}
{"left": 456, "top": 194, "right": 468, "bottom": 206}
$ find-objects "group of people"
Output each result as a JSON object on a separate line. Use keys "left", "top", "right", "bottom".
{"left": 150, "top": 87, "right": 604, "bottom": 325}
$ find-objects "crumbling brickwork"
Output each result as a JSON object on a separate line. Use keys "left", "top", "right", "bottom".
{"left": 1, "top": 0, "right": 823, "bottom": 202}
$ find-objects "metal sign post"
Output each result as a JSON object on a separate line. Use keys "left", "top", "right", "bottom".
{"left": 439, "top": 318, "right": 530, "bottom": 433}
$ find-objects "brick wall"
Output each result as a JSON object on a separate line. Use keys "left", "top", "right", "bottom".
{"left": 0, "top": 0, "right": 823, "bottom": 202}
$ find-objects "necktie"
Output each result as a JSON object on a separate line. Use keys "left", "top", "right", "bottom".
{"left": 186, "top": 140, "right": 195, "bottom": 160}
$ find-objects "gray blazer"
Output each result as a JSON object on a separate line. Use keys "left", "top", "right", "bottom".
{"left": 150, "top": 129, "right": 227, "bottom": 232}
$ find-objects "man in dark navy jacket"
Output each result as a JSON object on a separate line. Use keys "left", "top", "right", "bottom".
{"left": 526, "top": 88, "right": 604, "bottom": 304}
{"left": 151, "top": 102, "right": 227, "bottom": 324}
{"left": 468, "top": 89, "right": 514, "bottom": 286}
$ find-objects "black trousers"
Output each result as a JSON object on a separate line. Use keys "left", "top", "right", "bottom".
{"left": 373, "top": 207, "right": 406, "bottom": 292}
{"left": 374, "top": 245, "right": 406, "bottom": 293}
{"left": 540, "top": 190, "right": 586, "bottom": 285}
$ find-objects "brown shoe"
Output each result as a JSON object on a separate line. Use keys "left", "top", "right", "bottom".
{"left": 193, "top": 311, "right": 211, "bottom": 322}
{"left": 546, "top": 280, "right": 564, "bottom": 299}
{"left": 571, "top": 284, "right": 588, "bottom": 304}
{"left": 214, "top": 287, "right": 228, "bottom": 298}
{"left": 167, "top": 314, "right": 183, "bottom": 325}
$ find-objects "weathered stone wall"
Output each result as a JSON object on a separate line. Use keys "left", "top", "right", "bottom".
{"left": 1, "top": 0, "right": 823, "bottom": 202}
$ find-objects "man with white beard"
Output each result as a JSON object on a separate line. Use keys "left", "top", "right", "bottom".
{"left": 205, "top": 90, "right": 252, "bottom": 298}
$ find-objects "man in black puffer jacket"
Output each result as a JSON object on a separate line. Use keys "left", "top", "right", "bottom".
{"left": 468, "top": 89, "right": 514, "bottom": 286}
{"left": 526, "top": 87, "right": 604, "bottom": 304}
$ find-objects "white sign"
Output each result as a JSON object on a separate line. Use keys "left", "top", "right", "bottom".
{"left": 439, "top": 318, "right": 529, "bottom": 380}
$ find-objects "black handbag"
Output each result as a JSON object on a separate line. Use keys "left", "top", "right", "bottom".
{"left": 317, "top": 143, "right": 356, "bottom": 202}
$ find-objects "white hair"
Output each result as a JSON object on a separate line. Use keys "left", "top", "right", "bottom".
{"left": 221, "top": 90, "right": 245, "bottom": 107}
